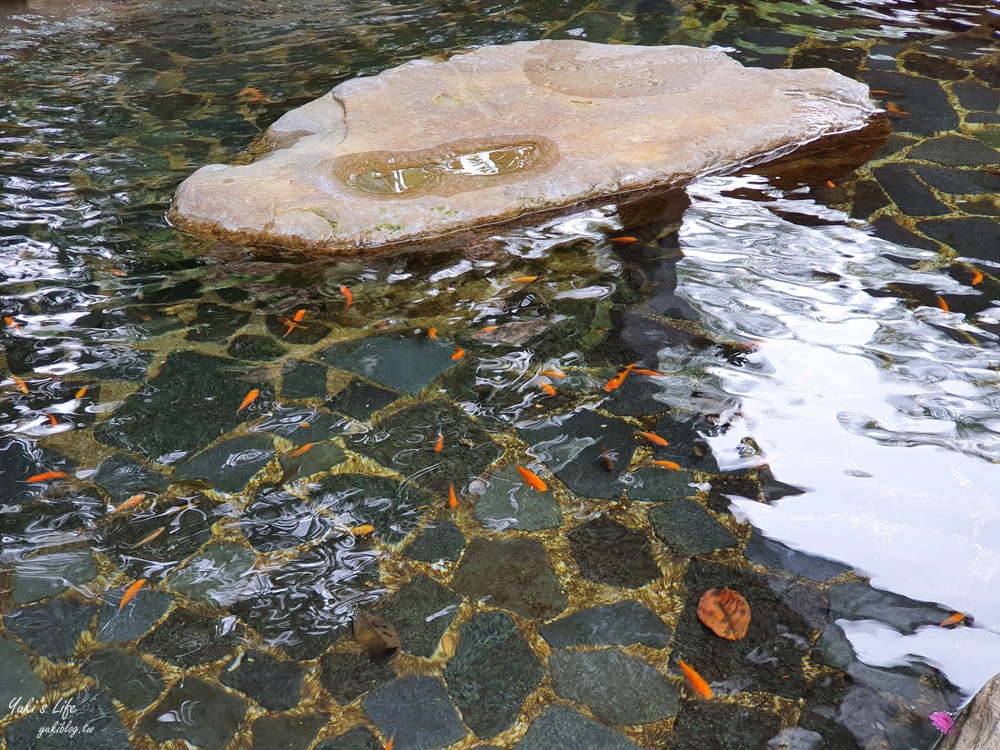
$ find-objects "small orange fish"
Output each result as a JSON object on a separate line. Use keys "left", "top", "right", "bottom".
{"left": 300, "top": 421, "right": 311, "bottom": 429}
{"left": 631, "top": 368, "right": 662, "bottom": 377}
{"left": 540, "top": 382, "right": 556, "bottom": 396}
{"left": 118, "top": 579, "right": 146, "bottom": 610}
{"left": 603, "top": 362, "right": 638, "bottom": 393}
{"left": 870, "top": 89, "right": 891, "bottom": 96}
{"left": 238, "top": 86, "right": 272, "bottom": 103}
{"left": 517, "top": 465, "right": 547, "bottom": 492}
{"left": 452, "top": 348, "right": 465, "bottom": 361}
{"left": 513, "top": 275, "right": 539, "bottom": 283}
{"left": 936, "top": 296, "right": 950, "bottom": 313}
{"left": 4, "top": 316, "right": 22, "bottom": 330}
{"left": 340, "top": 284, "right": 353, "bottom": 308}
{"left": 287, "top": 442, "right": 315, "bottom": 458}
{"left": 638, "top": 431, "right": 669, "bottom": 447}
{"left": 939, "top": 612, "right": 968, "bottom": 628}
{"left": 824, "top": 180, "right": 836, "bottom": 188}
{"left": 384, "top": 736, "right": 394, "bottom": 750}
{"left": 886, "top": 101, "right": 908, "bottom": 116}
{"left": 434, "top": 433, "right": 444, "bottom": 453}
{"left": 27, "top": 471, "right": 67, "bottom": 483}
{"left": 971, "top": 270, "right": 984, "bottom": 285}
{"left": 428, "top": 327, "right": 438, "bottom": 340}
{"left": 46, "top": 413, "right": 58, "bottom": 426}
{"left": 131, "top": 526, "right": 164, "bottom": 547}
{"left": 75, "top": 384, "right": 89, "bottom": 399}
{"left": 237, "top": 388, "right": 260, "bottom": 412}
{"left": 350, "top": 524, "right": 376, "bottom": 536}
{"left": 678, "top": 658, "right": 713, "bottom": 699}
{"left": 108, "top": 268, "right": 128, "bottom": 277}
{"left": 111, "top": 493, "right": 147, "bottom": 514}
{"left": 448, "top": 484, "right": 458, "bottom": 510}
{"left": 611, "top": 236, "right": 638, "bottom": 243}
{"left": 479, "top": 325, "right": 498, "bottom": 333}
{"left": 541, "top": 369, "right": 566, "bottom": 379}
{"left": 293, "top": 309, "right": 306, "bottom": 322}
{"left": 651, "top": 460, "right": 682, "bottom": 470}
{"left": 10, "top": 375, "right": 28, "bottom": 394}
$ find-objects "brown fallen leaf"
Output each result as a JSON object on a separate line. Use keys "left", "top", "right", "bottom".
{"left": 697, "top": 588, "right": 751, "bottom": 641}
{"left": 353, "top": 609, "right": 400, "bottom": 657}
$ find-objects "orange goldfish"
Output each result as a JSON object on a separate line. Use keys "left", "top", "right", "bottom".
{"left": 611, "top": 236, "right": 637, "bottom": 243}
{"left": 434, "top": 433, "right": 444, "bottom": 453}
{"left": 350, "top": 524, "right": 376, "bottom": 536}
{"left": 428, "top": 327, "right": 438, "bottom": 340}
{"left": 287, "top": 443, "right": 315, "bottom": 458}
{"left": 46, "top": 413, "right": 58, "bottom": 426}
{"left": 638, "top": 431, "right": 669, "bottom": 447}
{"left": 293, "top": 309, "right": 306, "bottom": 322}
{"left": 111, "top": 493, "right": 147, "bottom": 514}
{"left": 118, "top": 579, "right": 146, "bottom": 610}
{"left": 74, "top": 384, "right": 89, "bottom": 399}
{"left": 824, "top": 180, "right": 836, "bottom": 188}
{"left": 340, "top": 284, "right": 353, "bottom": 308}
{"left": 517, "top": 465, "right": 547, "bottom": 492}
{"left": 513, "top": 276, "right": 539, "bottom": 283}
{"left": 939, "top": 612, "right": 968, "bottom": 628}
{"left": 886, "top": 101, "right": 908, "bottom": 115}
{"left": 603, "top": 362, "right": 638, "bottom": 392}
{"left": 678, "top": 658, "right": 713, "bottom": 699}
{"left": 27, "top": 471, "right": 67, "bottom": 483}
{"left": 541, "top": 369, "right": 566, "bottom": 379}
{"left": 452, "top": 348, "right": 465, "bottom": 361}
{"left": 971, "top": 270, "right": 984, "bottom": 285}
{"left": 237, "top": 389, "right": 260, "bottom": 412}
{"left": 936, "top": 296, "right": 949, "bottom": 313}
{"left": 384, "top": 736, "right": 394, "bottom": 750}
{"left": 540, "top": 382, "right": 556, "bottom": 396}
{"left": 4, "top": 316, "right": 22, "bottom": 330}
{"left": 651, "top": 459, "right": 681, "bottom": 470}
{"left": 448, "top": 484, "right": 458, "bottom": 509}
{"left": 631, "top": 368, "right": 662, "bottom": 377}
{"left": 479, "top": 326, "right": 498, "bottom": 333}
{"left": 10, "top": 375, "right": 28, "bottom": 394}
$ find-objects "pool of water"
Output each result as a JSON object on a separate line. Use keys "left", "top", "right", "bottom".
{"left": 1, "top": 0, "right": 998, "bottom": 748}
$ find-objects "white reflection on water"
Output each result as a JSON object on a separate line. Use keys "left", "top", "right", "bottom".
{"left": 675, "top": 175, "right": 1000, "bottom": 695}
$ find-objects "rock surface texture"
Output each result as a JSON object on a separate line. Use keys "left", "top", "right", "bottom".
{"left": 938, "top": 672, "right": 1000, "bottom": 750}
{"left": 169, "top": 40, "right": 876, "bottom": 254}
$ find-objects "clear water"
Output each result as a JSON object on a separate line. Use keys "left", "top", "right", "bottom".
{"left": 1, "top": 0, "right": 998, "bottom": 748}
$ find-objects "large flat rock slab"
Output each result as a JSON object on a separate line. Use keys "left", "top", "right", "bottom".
{"left": 169, "top": 40, "right": 877, "bottom": 254}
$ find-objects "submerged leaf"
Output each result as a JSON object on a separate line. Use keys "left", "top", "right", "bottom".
{"left": 697, "top": 588, "right": 751, "bottom": 641}
{"left": 353, "top": 609, "right": 400, "bottom": 658}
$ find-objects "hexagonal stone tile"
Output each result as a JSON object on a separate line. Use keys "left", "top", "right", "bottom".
{"left": 362, "top": 676, "right": 466, "bottom": 750}
{"left": 540, "top": 600, "right": 672, "bottom": 649}
{"left": 629, "top": 466, "right": 697, "bottom": 502}
{"left": 402, "top": 518, "right": 465, "bottom": 563}
{"left": 0, "top": 637, "right": 44, "bottom": 720}
{"left": 140, "top": 677, "right": 247, "bottom": 750}
{"left": 90, "top": 453, "right": 168, "bottom": 505}
{"left": 320, "top": 650, "right": 396, "bottom": 705}
{"left": 667, "top": 700, "right": 782, "bottom": 750}
{"left": 673, "top": 560, "right": 810, "bottom": 700}
{"left": 445, "top": 611, "right": 543, "bottom": 738}
{"left": 281, "top": 359, "right": 329, "bottom": 400}
{"left": 4, "top": 688, "right": 131, "bottom": 750}
{"left": 173, "top": 435, "right": 275, "bottom": 493}
{"left": 94, "top": 351, "right": 271, "bottom": 461}
{"left": 96, "top": 586, "right": 172, "bottom": 644}
{"left": 185, "top": 303, "right": 250, "bottom": 342}
{"left": 518, "top": 409, "right": 635, "bottom": 499}
{"left": 13, "top": 548, "right": 97, "bottom": 605}
{"left": 312, "top": 473, "right": 428, "bottom": 544}
{"left": 359, "top": 400, "right": 503, "bottom": 495}
{"left": 328, "top": 379, "right": 400, "bottom": 421}
{"left": 374, "top": 575, "right": 459, "bottom": 658}
{"left": 138, "top": 608, "right": 244, "bottom": 668}
{"left": 81, "top": 648, "right": 165, "bottom": 710}
{"left": 167, "top": 542, "right": 258, "bottom": 605}
{"left": 101, "top": 495, "right": 216, "bottom": 579}
{"left": 0, "top": 438, "right": 73, "bottom": 505}
{"left": 227, "top": 333, "right": 287, "bottom": 361}
{"left": 745, "top": 529, "right": 851, "bottom": 582}
{"left": 251, "top": 712, "right": 328, "bottom": 750}
{"left": 240, "top": 488, "right": 334, "bottom": 552}
{"left": 221, "top": 650, "right": 305, "bottom": 711}
{"left": 550, "top": 648, "right": 679, "bottom": 724}
{"left": 318, "top": 334, "right": 459, "bottom": 393}
{"left": 470, "top": 464, "right": 563, "bottom": 531}
{"left": 451, "top": 537, "right": 567, "bottom": 620}
{"left": 568, "top": 518, "right": 660, "bottom": 589}
{"left": 514, "top": 706, "right": 642, "bottom": 750}
{"left": 315, "top": 727, "right": 381, "bottom": 750}
{"left": 4, "top": 597, "right": 96, "bottom": 660}
{"left": 648, "top": 500, "right": 737, "bottom": 556}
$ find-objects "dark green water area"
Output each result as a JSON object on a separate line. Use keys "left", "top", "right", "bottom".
{"left": 1, "top": 0, "right": 998, "bottom": 748}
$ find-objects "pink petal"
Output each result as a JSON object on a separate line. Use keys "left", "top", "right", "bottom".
{"left": 930, "top": 711, "right": 955, "bottom": 734}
